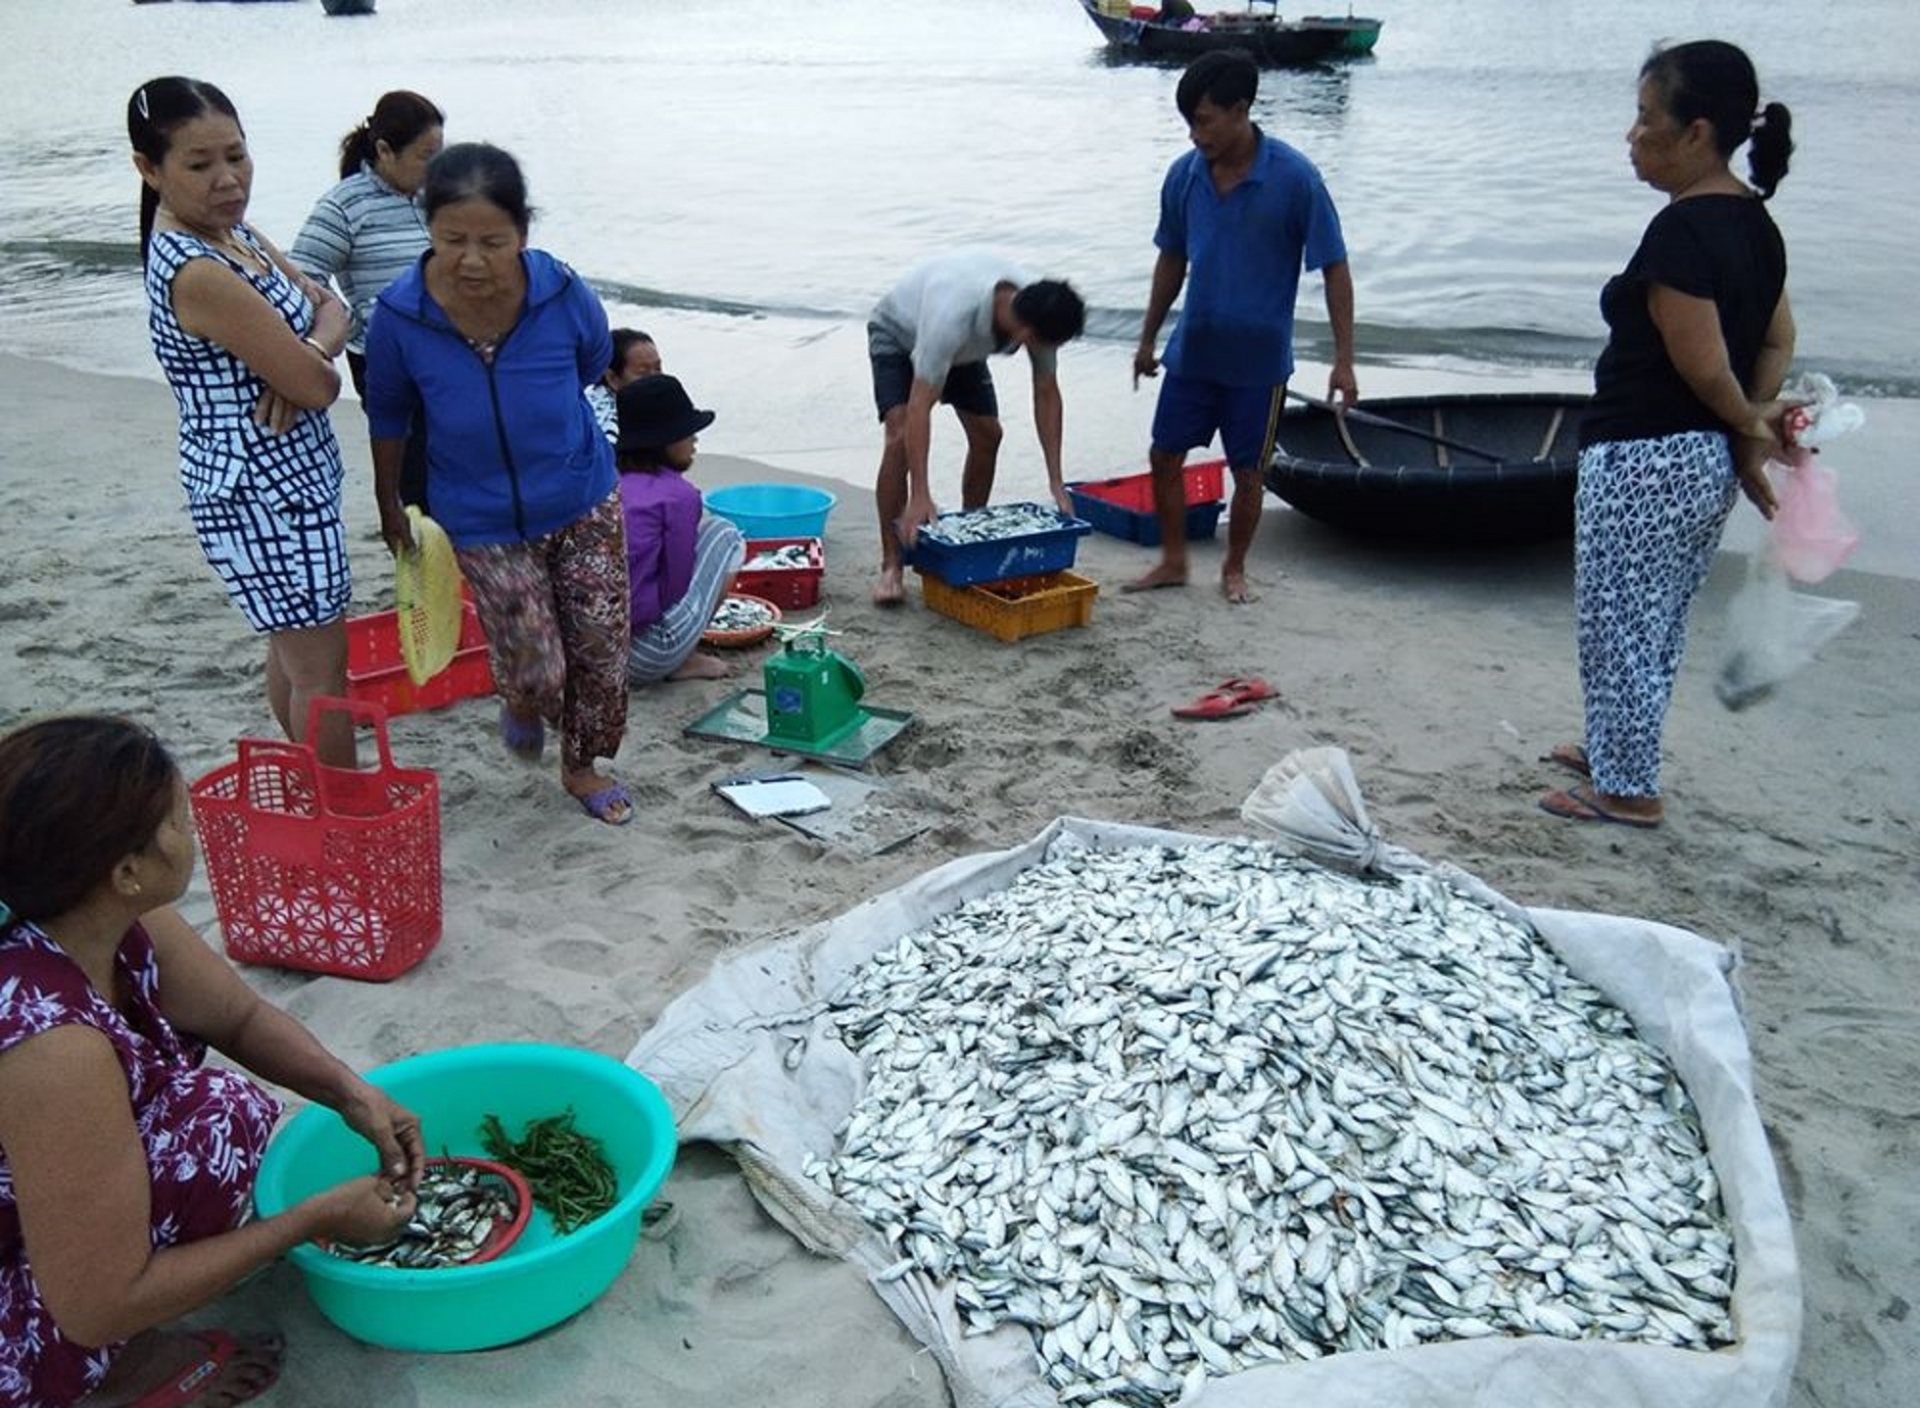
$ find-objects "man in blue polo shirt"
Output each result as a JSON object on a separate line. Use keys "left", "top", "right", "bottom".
{"left": 1127, "top": 51, "right": 1358, "bottom": 604}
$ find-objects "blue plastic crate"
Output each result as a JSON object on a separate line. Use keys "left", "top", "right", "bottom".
{"left": 907, "top": 506, "right": 1092, "bottom": 588}
{"left": 1067, "top": 487, "right": 1224, "bottom": 546}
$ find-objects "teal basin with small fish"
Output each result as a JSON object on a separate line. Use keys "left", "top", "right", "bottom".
{"left": 255, "top": 1042, "right": 677, "bottom": 1351}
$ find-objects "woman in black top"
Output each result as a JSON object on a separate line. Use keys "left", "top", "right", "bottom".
{"left": 1541, "top": 40, "right": 1796, "bottom": 830}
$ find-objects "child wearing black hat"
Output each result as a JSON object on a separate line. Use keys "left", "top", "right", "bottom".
{"left": 614, "top": 375, "right": 744, "bottom": 683}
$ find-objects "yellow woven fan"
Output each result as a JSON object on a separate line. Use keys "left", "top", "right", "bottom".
{"left": 395, "top": 507, "right": 466, "bottom": 686}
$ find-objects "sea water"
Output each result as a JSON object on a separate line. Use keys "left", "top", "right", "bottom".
{"left": 1, "top": 0, "right": 1914, "bottom": 498}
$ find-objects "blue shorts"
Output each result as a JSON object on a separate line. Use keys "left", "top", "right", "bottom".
{"left": 1151, "top": 372, "right": 1287, "bottom": 472}
{"left": 868, "top": 324, "right": 998, "bottom": 421}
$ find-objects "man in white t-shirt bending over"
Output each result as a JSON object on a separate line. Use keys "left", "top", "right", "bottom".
{"left": 866, "top": 251, "right": 1086, "bottom": 605}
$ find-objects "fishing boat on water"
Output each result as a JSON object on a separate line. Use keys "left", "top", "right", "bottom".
{"left": 1265, "top": 393, "right": 1590, "bottom": 545}
{"left": 1078, "top": 0, "right": 1382, "bottom": 66}
{"left": 321, "top": 0, "right": 377, "bottom": 13}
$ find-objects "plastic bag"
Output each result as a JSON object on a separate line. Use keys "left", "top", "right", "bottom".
{"left": 1765, "top": 374, "right": 1863, "bottom": 584}
{"left": 1768, "top": 454, "right": 1858, "bottom": 583}
{"left": 1715, "top": 550, "right": 1859, "bottom": 711}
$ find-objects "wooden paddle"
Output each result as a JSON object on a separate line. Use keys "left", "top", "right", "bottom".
{"left": 1283, "top": 389, "right": 1511, "bottom": 464}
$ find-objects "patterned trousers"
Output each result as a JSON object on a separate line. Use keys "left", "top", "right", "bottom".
{"left": 628, "top": 516, "right": 745, "bottom": 684}
{"left": 1575, "top": 430, "right": 1739, "bottom": 799}
{"left": 456, "top": 492, "right": 630, "bottom": 775}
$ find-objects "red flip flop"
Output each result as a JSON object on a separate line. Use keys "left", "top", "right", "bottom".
{"left": 1172, "top": 690, "right": 1255, "bottom": 720}
{"left": 131, "top": 1329, "right": 284, "bottom": 1408}
{"left": 1215, "top": 676, "right": 1277, "bottom": 705}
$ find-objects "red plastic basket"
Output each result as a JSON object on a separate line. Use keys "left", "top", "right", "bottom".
{"left": 190, "top": 698, "right": 442, "bottom": 981}
{"left": 346, "top": 601, "right": 495, "bottom": 717}
{"left": 733, "top": 536, "right": 825, "bottom": 609}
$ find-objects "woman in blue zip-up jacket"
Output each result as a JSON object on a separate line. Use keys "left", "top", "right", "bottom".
{"left": 365, "top": 144, "right": 633, "bottom": 825}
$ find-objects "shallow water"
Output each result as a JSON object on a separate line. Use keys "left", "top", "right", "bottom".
{"left": 2, "top": 0, "right": 1912, "bottom": 494}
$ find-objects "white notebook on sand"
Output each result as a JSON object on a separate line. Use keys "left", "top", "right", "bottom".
{"left": 713, "top": 775, "right": 834, "bottom": 819}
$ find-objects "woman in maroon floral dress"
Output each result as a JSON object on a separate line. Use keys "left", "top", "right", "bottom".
{"left": 0, "top": 718, "right": 425, "bottom": 1408}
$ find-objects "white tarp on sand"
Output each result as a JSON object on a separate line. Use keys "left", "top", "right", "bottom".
{"left": 624, "top": 749, "right": 1800, "bottom": 1408}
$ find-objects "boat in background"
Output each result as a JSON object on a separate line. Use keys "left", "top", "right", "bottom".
{"left": 1078, "top": 1, "right": 1382, "bottom": 66}
{"left": 1265, "top": 393, "right": 1589, "bottom": 545}
{"left": 321, "top": 0, "right": 377, "bottom": 14}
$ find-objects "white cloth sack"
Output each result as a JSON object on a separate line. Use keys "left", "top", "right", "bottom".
{"left": 626, "top": 750, "right": 1800, "bottom": 1408}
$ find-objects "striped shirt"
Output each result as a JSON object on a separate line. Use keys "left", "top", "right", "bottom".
{"left": 290, "top": 164, "right": 430, "bottom": 354}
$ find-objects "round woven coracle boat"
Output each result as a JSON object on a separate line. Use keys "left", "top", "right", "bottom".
{"left": 1265, "top": 392, "right": 1590, "bottom": 545}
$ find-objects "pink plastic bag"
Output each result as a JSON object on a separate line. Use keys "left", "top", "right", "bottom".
{"left": 1768, "top": 450, "right": 1858, "bottom": 583}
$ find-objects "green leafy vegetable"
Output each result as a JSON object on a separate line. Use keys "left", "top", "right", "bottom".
{"left": 479, "top": 1108, "right": 619, "bottom": 1235}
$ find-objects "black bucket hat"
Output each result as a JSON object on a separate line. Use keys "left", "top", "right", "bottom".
{"left": 615, "top": 374, "right": 716, "bottom": 454}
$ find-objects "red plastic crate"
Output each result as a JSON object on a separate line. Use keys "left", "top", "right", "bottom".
{"left": 190, "top": 698, "right": 441, "bottom": 981}
{"left": 1067, "top": 460, "right": 1227, "bottom": 546}
{"left": 1074, "top": 459, "right": 1225, "bottom": 513}
{"left": 733, "top": 536, "right": 825, "bottom": 609}
{"left": 347, "top": 602, "right": 495, "bottom": 716}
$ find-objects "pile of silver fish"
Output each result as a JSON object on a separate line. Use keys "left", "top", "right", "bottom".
{"left": 806, "top": 839, "right": 1735, "bottom": 1406}
{"left": 919, "top": 502, "right": 1069, "bottom": 546}
{"left": 330, "top": 1162, "right": 518, "bottom": 1270}
{"left": 709, "top": 595, "right": 779, "bottom": 632}
{"left": 743, "top": 542, "right": 817, "bottom": 570}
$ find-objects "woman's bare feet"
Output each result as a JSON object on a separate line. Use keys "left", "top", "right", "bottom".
{"left": 871, "top": 566, "right": 906, "bottom": 606}
{"left": 90, "top": 1328, "right": 283, "bottom": 1408}
{"left": 668, "top": 651, "right": 731, "bottom": 681}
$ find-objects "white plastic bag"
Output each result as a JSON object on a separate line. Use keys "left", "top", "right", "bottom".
{"left": 1715, "top": 551, "right": 1859, "bottom": 711}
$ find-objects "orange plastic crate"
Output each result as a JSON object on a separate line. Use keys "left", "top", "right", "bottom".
{"left": 920, "top": 569, "right": 1098, "bottom": 642}
{"left": 346, "top": 602, "right": 495, "bottom": 716}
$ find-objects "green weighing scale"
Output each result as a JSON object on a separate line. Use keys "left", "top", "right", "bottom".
{"left": 682, "top": 620, "right": 915, "bottom": 765}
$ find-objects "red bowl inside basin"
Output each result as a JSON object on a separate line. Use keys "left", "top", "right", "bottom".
{"left": 422, "top": 1156, "right": 533, "bottom": 1267}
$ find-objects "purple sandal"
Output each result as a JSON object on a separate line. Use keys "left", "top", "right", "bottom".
{"left": 498, "top": 704, "right": 545, "bottom": 762}
{"left": 575, "top": 782, "right": 633, "bottom": 827}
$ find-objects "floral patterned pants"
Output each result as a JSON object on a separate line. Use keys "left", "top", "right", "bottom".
{"left": 1575, "top": 430, "right": 1738, "bottom": 799}
{"left": 456, "top": 492, "right": 631, "bottom": 775}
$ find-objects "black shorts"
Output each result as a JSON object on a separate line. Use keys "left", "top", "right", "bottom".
{"left": 868, "top": 333, "right": 998, "bottom": 422}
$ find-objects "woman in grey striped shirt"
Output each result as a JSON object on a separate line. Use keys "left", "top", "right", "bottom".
{"left": 293, "top": 91, "right": 443, "bottom": 505}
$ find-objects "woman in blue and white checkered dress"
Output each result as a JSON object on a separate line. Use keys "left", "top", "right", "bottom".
{"left": 129, "top": 77, "right": 359, "bottom": 766}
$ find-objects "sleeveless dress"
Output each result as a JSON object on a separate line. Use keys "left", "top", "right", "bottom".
{"left": 0, "top": 922, "right": 280, "bottom": 1408}
{"left": 144, "top": 225, "right": 351, "bottom": 634}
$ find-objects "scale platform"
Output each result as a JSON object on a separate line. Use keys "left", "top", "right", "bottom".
{"left": 682, "top": 688, "right": 915, "bottom": 766}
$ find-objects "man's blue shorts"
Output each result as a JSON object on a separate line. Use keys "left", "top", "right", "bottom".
{"left": 869, "top": 326, "right": 999, "bottom": 422}
{"left": 1150, "top": 371, "right": 1288, "bottom": 472}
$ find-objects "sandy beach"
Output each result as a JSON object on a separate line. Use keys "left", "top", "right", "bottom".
{"left": 2, "top": 351, "right": 1914, "bottom": 1408}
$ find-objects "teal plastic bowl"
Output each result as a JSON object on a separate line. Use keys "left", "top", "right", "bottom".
{"left": 705, "top": 483, "right": 836, "bottom": 539}
{"left": 254, "top": 1042, "right": 676, "bottom": 1352}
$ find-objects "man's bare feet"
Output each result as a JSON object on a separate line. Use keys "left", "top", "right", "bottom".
{"left": 92, "top": 1328, "right": 283, "bottom": 1408}
{"left": 668, "top": 651, "right": 731, "bottom": 682}
{"left": 1121, "top": 563, "right": 1188, "bottom": 593}
{"left": 1222, "top": 571, "right": 1257, "bottom": 605}
{"left": 871, "top": 567, "right": 906, "bottom": 607}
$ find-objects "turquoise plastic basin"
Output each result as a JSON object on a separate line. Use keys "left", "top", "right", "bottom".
{"left": 705, "top": 483, "right": 836, "bottom": 538}
{"left": 254, "top": 1042, "right": 676, "bottom": 1352}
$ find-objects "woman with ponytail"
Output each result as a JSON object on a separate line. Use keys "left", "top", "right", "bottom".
{"left": 127, "top": 77, "right": 359, "bottom": 768}
{"left": 291, "top": 91, "right": 444, "bottom": 507}
{"left": 1541, "top": 40, "right": 1798, "bottom": 830}
{"left": 0, "top": 716, "right": 421, "bottom": 1408}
